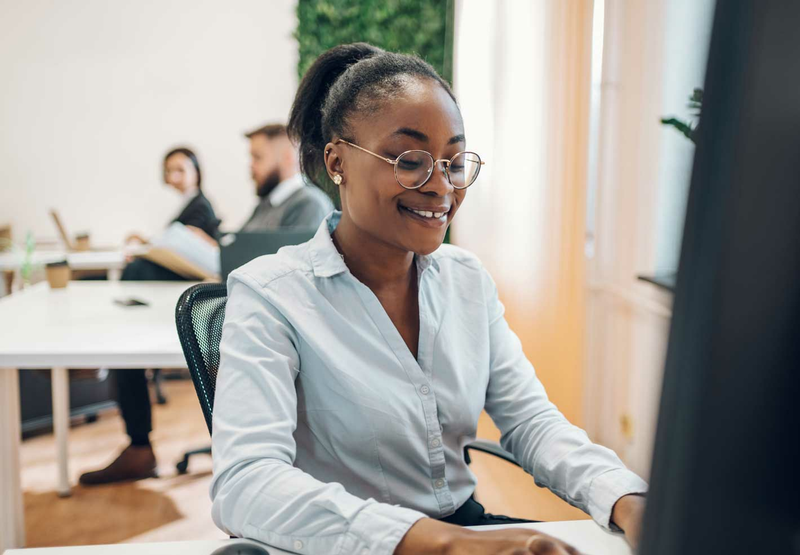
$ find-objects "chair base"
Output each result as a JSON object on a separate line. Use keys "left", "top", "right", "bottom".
{"left": 176, "top": 445, "right": 211, "bottom": 474}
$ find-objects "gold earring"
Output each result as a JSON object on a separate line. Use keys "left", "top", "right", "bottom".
{"left": 332, "top": 174, "right": 342, "bottom": 185}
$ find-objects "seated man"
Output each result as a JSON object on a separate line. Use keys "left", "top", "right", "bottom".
{"left": 240, "top": 123, "right": 334, "bottom": 230}
{"left": 79, "top": 125, "right": 333, "bottom": 485}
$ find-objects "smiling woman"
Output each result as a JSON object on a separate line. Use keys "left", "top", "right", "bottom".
{"left": 209, "top": 43, "right": 648, "bottom": 555}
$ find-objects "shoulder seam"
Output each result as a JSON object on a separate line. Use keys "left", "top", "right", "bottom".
{"left": 232, "top": 265, "right": 312, "bottom": 292}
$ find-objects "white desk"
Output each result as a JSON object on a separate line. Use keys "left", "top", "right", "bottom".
{"left": 3, "top": 521, "right": 631, "bottom": 555}
{"left": 0, "top": 282, "right": 195, "bottom": 551}
{"left": 0, "top": 251, "right": 128, "bottom": 284}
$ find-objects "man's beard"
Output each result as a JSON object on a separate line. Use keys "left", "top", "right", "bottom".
{"left": 256, "top": 169, "right": 282, "bottom": 198}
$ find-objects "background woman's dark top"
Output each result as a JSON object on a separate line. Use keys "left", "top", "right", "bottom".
{"left": 173, "top": 191, "right": 221, "bottom": 240}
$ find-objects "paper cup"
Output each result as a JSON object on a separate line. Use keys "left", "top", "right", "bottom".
{"left": 46, "top": 260, "right": 71, "bottom": 289}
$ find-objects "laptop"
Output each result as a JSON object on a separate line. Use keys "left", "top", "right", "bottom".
{"left": 219, "top": 229, "right": 316, "bottom": 282}
{"left": 49, "top": 209, "right": 111, "bottom": 252}
{"left": 49, "top": 209, "right": 75, "bottom": 250}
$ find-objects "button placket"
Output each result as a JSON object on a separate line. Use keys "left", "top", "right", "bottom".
{"left": 420, "top": 387, "right": 454, "bottom": 515}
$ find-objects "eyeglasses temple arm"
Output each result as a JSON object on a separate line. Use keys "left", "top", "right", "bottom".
{"left": 335, "top": 139, "right": 397, "bottom": 165}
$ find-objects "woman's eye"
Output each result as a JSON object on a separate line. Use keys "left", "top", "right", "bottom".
{"left": 398, "top": 159, "right": 422, "bottom": 170}
{"left": 450, "top": 164, "right": 465, "bottom": 174}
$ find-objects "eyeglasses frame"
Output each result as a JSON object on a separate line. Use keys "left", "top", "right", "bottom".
{"left": 331, "top": 138, "right": 485, "bottom": 190}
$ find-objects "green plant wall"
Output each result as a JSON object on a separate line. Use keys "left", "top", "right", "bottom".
{"left": 295, "top": 0, "right": 454, "bottom": 83}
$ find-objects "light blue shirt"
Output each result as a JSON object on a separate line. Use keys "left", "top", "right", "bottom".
{"left": 210, "top": 211, "right": 648, "bottom": 555}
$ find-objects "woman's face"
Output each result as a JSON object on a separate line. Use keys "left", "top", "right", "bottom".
{"left": 163, "top": 153, "right": 198, "bottom": 194}
{"left": 329, "top": 79, "right": 468, "bottom": 256}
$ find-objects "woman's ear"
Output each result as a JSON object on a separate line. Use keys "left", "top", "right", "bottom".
{"left": 324, "top": 142, "right": 345, "bottom": 186}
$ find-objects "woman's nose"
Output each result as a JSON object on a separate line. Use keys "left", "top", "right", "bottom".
{"left": 419, "top": 162, "right": 453, "bottom": 196}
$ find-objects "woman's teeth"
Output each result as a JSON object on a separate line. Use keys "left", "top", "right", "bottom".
{"left": 406, "top": 207, "right": 446, "bottom": 219}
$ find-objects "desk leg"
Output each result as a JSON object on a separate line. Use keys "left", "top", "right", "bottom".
{"left": 52, "top": 367, "right": 71, "bottom": 497}
{"left": 0, "top": 368, "right": 25, "bottom": 550}
{"left": 108, "top": 268, "right": 121, "bottom": 281}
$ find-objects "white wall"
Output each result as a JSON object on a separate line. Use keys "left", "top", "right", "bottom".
{"left": 0, "top": 0, "right": 298, "bottom": 246}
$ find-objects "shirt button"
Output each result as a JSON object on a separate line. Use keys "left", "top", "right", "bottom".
{"left": 434, "top": 478, "right": 445, "bottom": 489}
{"left": 293, "top": 540, "right": 304, "bottom": 550}
{"left": 430, "top": 438, "right": 441, "bottom": 448}
{"left": 420, "top": 385, "right": 430, "bottom": 395}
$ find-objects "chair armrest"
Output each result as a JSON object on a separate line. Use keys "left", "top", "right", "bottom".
{"left": 464, "top": 439, "right": 521, "bottom": 468}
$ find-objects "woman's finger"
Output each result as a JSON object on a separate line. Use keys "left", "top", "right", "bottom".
{"left": 526, "top": 534, "right": 574, "bottom": 554}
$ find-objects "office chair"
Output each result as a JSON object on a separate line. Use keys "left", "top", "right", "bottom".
{"left": 174, "top": 283, "right": 520, "bottom": 474}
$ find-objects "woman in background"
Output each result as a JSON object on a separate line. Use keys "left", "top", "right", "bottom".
{"left": 79, "top": 147, "right": 220, "bottom": 485}
{"left": 124, "top": 147, "right": 221, "bottom": 267}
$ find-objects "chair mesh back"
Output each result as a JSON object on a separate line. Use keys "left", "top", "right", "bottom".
{"left": 175, "top": 283, "right": 228, "bottom": 435}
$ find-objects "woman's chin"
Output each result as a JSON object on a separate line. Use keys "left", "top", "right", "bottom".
{"left": 411, "top": 235, "right": 447, "bottom": 256}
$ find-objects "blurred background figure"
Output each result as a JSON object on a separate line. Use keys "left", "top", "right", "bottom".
{"left": 123, "top": 147, "right": 221, "bottom": 265}
{"left": 242, "top": 123, "right": 333, "bottom": 231}
{"left": 126, "top": 147, "right": 220, "bottom": 245}
{"left": 79, "top": 147, "right": 221, "bottom": 486}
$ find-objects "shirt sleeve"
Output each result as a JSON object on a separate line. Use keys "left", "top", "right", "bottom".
{"left": 209, "top": 274, "right": 426, "bottom": 555}
{"left": 479, "top": 267, "right": 648, "bottom": 529}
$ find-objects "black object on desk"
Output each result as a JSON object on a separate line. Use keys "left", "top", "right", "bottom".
{"left": 114, "top": 297, "right": 149, "bottom": 307}
{"left": 210, "top": 541, "right": 270, "bottom": 555}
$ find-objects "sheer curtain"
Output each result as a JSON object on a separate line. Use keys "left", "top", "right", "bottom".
{"left": 452, "top": 0, "right": 595, "bottom": 424}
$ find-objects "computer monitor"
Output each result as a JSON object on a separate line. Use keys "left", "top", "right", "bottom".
{"left": 219, "top": 229, "right": 316, "bottom": 282}
{"left": 640, "top": 2, "right": 800, "bottom": 554}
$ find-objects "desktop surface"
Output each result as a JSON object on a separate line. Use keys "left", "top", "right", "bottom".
{"left": 3, "top": 520, "right": 631, "bottom": 555}
{"left": 0, "top": 281, "right": 193, "bottom": 368}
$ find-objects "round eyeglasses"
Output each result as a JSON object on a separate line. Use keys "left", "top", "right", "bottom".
{"left": 333, "top": 139, "right": 484, "bottom": 190}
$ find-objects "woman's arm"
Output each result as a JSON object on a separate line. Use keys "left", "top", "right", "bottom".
{"left": 478, "top": 267, "right": 648, "bottom": 536}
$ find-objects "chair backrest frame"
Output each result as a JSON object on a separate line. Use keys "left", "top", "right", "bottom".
{"left": 175, "top": 282, "right": 228, "bottom": 436}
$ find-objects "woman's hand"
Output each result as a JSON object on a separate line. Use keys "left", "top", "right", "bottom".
{"left": 395, "top": 519, "right": 583, "bottom": 555}
{"left": 610, "top": 494, "right": 646, "bottom": 548}
{"left": 124, "top": 232, "right": 148, "bottom": 245}
{"left": 449, "top": 528, "right": 582, "bottom": 555}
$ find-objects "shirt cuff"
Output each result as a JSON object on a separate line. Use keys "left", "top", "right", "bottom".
{"left": 336, "top": 501, "right": 427, "bottom": 555}
{"left": 587, "top": 468, "right": 649, "bottom": 530}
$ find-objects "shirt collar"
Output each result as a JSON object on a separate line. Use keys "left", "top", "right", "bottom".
{"left": 309, "top": 211, "right": 439, "bottom": 278}
{"left": 268, "top": 173, "right": 305, "bottom": 207}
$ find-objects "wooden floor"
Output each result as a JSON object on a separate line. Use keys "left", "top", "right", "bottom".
{"left": 21, "top": 379, "right": 586, "bottom": 548}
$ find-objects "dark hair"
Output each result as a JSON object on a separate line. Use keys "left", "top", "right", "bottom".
{"left": 288, "top": 42, "right": 457, "bottom": 188}
{"left": 244, "top": 123, "right": 288, "bottom": 140}
{"left": 164, "top": 147, "right": 202, "bottom": 189}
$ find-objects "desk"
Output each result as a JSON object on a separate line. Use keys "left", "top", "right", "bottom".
{"left": 3, "top": 521, "right": 631, "bottom": 555}
{"left": 0, "top": 251, "right": 128, "bottom": 285}
{"left": 0, "top": 282, "right": 195, "bottom": 551}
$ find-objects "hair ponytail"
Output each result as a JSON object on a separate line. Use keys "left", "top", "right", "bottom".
{"left": 288, "top": 43, "right": 383, "bottom": 188}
